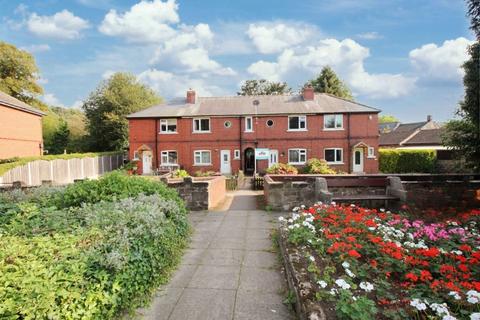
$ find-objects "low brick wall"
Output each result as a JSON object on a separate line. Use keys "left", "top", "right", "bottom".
{"left": 162, "top": 175, "right": 226, "bottom": 211}
{"left": 265, "top": 174, "right": 480, "bottom": 211}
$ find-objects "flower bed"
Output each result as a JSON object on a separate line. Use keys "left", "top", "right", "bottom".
{"left": 279, "top": 203, "right": 480, "bottom": 320}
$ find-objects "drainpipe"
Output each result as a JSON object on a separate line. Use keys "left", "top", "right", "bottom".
{"left": 239, "top": 116, "right": 243, "bottom": 172}
{"left": 347, "top": 113, "right": 351, "bottom": 173}
{"left": 155, "top": 119, "right": 159, "bottom": 170}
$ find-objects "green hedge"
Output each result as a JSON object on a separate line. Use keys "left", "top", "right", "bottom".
{"left": 0, "top": 172, "right": 189, "bottom": 319}
{"left": 0, "top": 152, "right": 121, "bottom": 176}
{"left": 379, "top": 149, "right": 437, "bottom": 173}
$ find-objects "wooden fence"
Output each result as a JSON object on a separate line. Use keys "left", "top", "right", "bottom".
{"left": 0, "top": 154, "right": 123, "bottom": 187}
{"left": 253, "top": 175, "right": 264, "bottom": 190}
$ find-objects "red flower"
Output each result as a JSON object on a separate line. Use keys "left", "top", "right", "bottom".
{"left": 406, "top": 273, "right": 418, "bottom": 282}
{"left": 458, "top": 264, "right": 469, "bottom": 273}
{"left": 348, "top": 250, "right": 361, "bottom": 258}
{"left": 459, "top": 244, "right": 472, "bottom": 252}
{"left": 370, "top": 260, "right": 378, "bottom": 268}
{"left": 420, "top": 270, "right": 433, "bottom": 282}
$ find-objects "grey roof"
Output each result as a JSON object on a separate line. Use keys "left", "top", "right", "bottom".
{"left": 378, "top": 121, "right": 400, "bottom": 133}
{"left": 0, "top": 91, "right": 45, "bottom": 116}
{"left": 404, "top": 128, "right": 444, "bottom": 146}
{"left": 127, "top": 93, "right": 380, "bottom": 118}
{"left": 379, "top": 120, "right": 443, "bottom": 146}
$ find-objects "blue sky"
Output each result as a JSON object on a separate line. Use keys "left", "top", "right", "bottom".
{"left": 0, "top": 0, "right": 473, "bottom": 122}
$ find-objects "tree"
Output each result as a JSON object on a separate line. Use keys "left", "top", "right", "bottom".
{"left": 379, "top": 115, "right": 399, "bottom": 123}
{"left": 305, "top": 66, "right": 353, "bottom": 100}
{"left": 47, "top": 120, "right": 70, "bottom": 154}
{"left": 237, "top": 79, "right": 292, "bottom": 95}
{"left": 0, "top": 41, "right": 43, "bottom": 102}
{"left": 83, "top": 72, "right": 162, "bottom": 151}
{"left": 443, "top": 42, "right": 480, "bottom": 171}
{"left": 467, "top": 0, "right": 480, "bottom": 39}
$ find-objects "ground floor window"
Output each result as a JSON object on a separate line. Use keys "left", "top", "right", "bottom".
{"left": 161, "top": 150, "right": 178, "bottom": 164}
{"left": 133, "top": 151, "right": 139, "bottom": 160}
{"left": 367, "top": 147, "right": 375, "bottom": 158}
{"left": 324, "top": 148, "right": 343, "bottom": 164}
{"left": 194, "top": 150, "right": 212, "bottom": 165}
{"left": 234, "top": 149, "right": 240, "bottom": 159}
{"left": 288, "top": 148, "right": 307, "bottom": 164}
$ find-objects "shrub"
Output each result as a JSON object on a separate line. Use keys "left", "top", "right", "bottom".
{"left": 303, "top": 158, "right": 336, "bottom": 174}
{"left": 379, "top": 149, "right": 436, "bottom": 173}
{"left": 194, "top": 170, "right": 218, "bottom": 177}
{"left": 172, "top": 169, "right": 190, "bottom": 178}
{"left": 0, "top": 195, "right": 189, "bottom": 319}
{"left": 266, "top": 163, "right": 298, "bottom": 174}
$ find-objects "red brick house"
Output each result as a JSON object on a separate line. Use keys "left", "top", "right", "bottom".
{"left": 127, "top": 87, "right": 380, "bottom": 175}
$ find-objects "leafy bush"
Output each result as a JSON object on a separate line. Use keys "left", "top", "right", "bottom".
{"left": 194, "top": 170, "right": 218, "bottom": 177}
{"left": 303, "top": 158, "right": 336, "bottom": 174}
{"left": 172, "top": 169, "right": 190, "bottom": 178}
{"left": 379, "top": 149, "right": 436, "bottom": 173}
{"left": 0, "top": 172, "right": 189, "bottom": 319}
{"left": 266, "top": 163, "right": 298, "bottom": 174}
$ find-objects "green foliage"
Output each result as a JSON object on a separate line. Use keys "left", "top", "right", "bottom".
{"left": 0, "top": 41, "right": 43, "bottom": 102}
{"left": 379, "top": 149, "right": 437, "bottom": 173}
{"left": 0, "top": 152, "right": 120, "bottom": 176}
{"left": 303, "top": 158, "right": 336, "bottom": 174}
{"left": 305, "top": 66, "right": 353, "bottom": 100}
{"left": 83, "top": 72, "right": 162, "bottom": 151}
{"left": 237, "top": 79, "right": 292, "bottom": 95}
{"left": 172, "top": 169, "right": 190, "bottom": 178}
{"left": 43, "top": 106, "right": 88, "bottom": 153}
{"left": 378, "top": 114, "right": 399, "bottom": 123}
{"left": 467, "top": 0, "right": 480, "bottom": 39}
{"left": 443, "top": 42, "right": 480, "bottom": 171}
{"left": 336, "top": 291, "right": 377, "bottom": 320}
{"left": 266, "top": 163, "right": 298, "bottom": 174}
{"left": 0, "top": 173, "right": 189, "bottom": 319}
{"left": 194, "top": 170, "right": 218, "bottom": 177}
{"left": 46, "top": 120, "right": 70, "bottom": 154}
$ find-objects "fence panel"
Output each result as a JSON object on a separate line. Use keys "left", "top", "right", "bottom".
{"left": 253, "top": 175, "right": 264, "bottom": 190}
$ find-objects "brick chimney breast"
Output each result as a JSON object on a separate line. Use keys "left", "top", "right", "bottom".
{"left": 186, "top": 89, "right": 196, "bottom": 104}
{"left": 303, "top": 86, "right": 314, "bottom": 101}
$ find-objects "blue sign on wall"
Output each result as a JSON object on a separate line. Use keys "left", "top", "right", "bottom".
{"left": 255, "top": 148, "right": 270, "bottom": 160}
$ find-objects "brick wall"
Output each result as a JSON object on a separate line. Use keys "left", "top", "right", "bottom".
{"left": 0, "top": 105, "right": 43, "bottom": 159}
{"left": 129, "top": 113, "right": 379, "bottom": 174}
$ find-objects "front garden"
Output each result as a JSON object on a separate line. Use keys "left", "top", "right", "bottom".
{"left": 0, "top": 172, "right": 190, "bottom": 319}
{"left": 279, "top": 203, "right": 480, "bottom": 320}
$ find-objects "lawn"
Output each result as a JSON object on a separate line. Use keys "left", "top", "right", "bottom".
{"left": 280, "top": 203, "right": 480, "bottom": 320}
{"left": 0, "top": 172, "right": 190, "bottom": 319}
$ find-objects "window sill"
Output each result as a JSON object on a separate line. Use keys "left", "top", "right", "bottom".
{"left": 286, "top": 129, "right": 308, "bottom": 132}
{"left": 326, "top": 162, "right": 345, "bottom": 165}
{"left": 323, "top": 128, "right": 344, "bottom": 131}
{"left": 193, "top": 163, "right": 212, "bottom": 166}
{"left": 159, "top": 132, "right": 178, "bottom": 134}
{"left": 244, "top": 130, "right": 254, "bottom": 133}
{"left": 367, "top": 156, "right": 376, "bottom": 159}
{"left": 288, "top": 162, "right": 306, "bottom": 165}
{"left": 192, "top": 131, "right": 211, "bottom": 134}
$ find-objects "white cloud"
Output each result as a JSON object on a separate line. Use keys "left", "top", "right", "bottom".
{"left": 356, "top": 32, "right": 382, "bottom": 40}
{"left": 247, "top": 38, "right": 415, "bottom": 99}
{"left": 26, "top": 10, "right": 90, "bottom": 40}
{"left": 247, "top": 22, "right": 318, "bottom": 54}
{"left": 137, "top": 68, "right": 226, "bottom": 98}
{"left": 20, "top": 44, "right": 51, "bottom": 53}
{"left": 71, "top": 100, "right": 84, "bottom": 109}
{"left": 42, "top": 93, "right": 64, "bottom": 106}
{"left": 99, "top": 0, "right": 179, "bottom": 43}
{"left": 409, "top": 37, "right": 473, "bottom": 82}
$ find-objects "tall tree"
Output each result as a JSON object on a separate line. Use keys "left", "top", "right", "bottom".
{"left": 237, "top": 79, "right": 292, "bottom": 95}
{"left": 379, "top": 115, "right": 399, "bottom": 123}
{"left": 83, "top": 72, "right": 162, "bottom": 151}
{"left": 306, "top": 66, "right": 353, "bottom": 100}
{"left": 0, "top": 41, "right": 43, "bottom": 102}
{"left": 47, "top": 120, "right": 70, "bottom": 155}
{"left": 467, "top": 0, "right": 480, "bottom": 39}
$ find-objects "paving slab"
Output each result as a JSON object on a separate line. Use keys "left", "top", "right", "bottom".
{"left": 239, "top": 267, "right": 287, "bottom": 293}
{"left": 234, "top": 290, "right": 295, "bottom": 320}
{"left": 188, "top": 265, "right": 241, "bottom": 290}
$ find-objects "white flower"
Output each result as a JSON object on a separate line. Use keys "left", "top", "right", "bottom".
{"left": 430, "top": 303, "right": 449, "bottom": 316}
{"left": 470, "top": 313, "right": 480, "bottom": 320}
{"left": 468, "top": 297, "right": 479, "bottom": 304}
{"left": 329, "top": 288, "right": 338, "bottom": 295}
{"left": 359, "top": 282, "right": 374, "bottom": 292}
{"left": 278, "top": 216, "right": 285, "bottom": 222}
{"left": 442, "top": 316, "right": 456, "bottom": 320}
{"left": 335, "top": 279, "right": 351, "bottom": 290}
{"left": 309, "top": 256, "right": 315, "bottom": 262}
{"left": 448, "top": 291, "right": 461, "bottom": 300}
{"left": 317, "top": 280, "right": 328, "bottom": 288}
{"left": 301, "top": 205, "right": 306, "bottom": 209}
{"left": 410, "top": 299, "right": 427, "bottom": 311}
{"left": 451, "top": 250, "right": 463, "bottom": 255}
{"left": 467, "top": 290, "right": 480, "bottom": 304}
{"left": 350, "top": 204, "right": 355, "bottom": 207}
{"left": 341, "top": 261, "right": 350, "bottom": 269}
{"left": 345, "top": 269, "right": 355, "bottom": 278}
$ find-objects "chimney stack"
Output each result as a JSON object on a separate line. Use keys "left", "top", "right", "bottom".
{"left": 186, "top": 89, "right": 196, "bottom": 104}
{"left": 427, "top": 115, "right": 432, "bottom": 122}
{"left": 302, "top": 85, "right": 314, "bottom": 101}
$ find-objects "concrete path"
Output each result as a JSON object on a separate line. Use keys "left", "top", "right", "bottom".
{"left": 137, "top": 209, "right": 294, "bottom": 320}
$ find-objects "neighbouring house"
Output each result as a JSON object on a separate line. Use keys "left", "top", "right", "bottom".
{"left": 0, "top": 91, "right": 45, "bottom": 159}
{"left": 127, "top": 87, "right": 381, "bottom": 175}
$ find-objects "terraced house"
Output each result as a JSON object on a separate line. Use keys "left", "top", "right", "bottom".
{"left": 127, "top": 87, "right": 381, "bottom": 175}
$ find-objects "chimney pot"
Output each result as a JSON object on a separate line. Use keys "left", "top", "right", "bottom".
{"left": 186, "top": 89, "right": 196, "bottom": 104}
{"left": 427, "top": 115, "right": 432, "bottom": 122}
{"left": 303, "top": 85, "right": 314, "bottom": 101}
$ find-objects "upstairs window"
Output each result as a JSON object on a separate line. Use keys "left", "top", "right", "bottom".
{"left": 324, "top": 114, "right": 343, "bottom": 130}
{"left": 161, "top": 150, "right": 178, "bottom": 164}
{"left": 324, "top": 148, "right": 343, "bottom": 164}
{"left": 288, "top": 149, "right": 307, "bottom": 164}
{"left": 245, "top": 117, "right": 253, "bottom": 132}
{"left": 193, "top": 118, "right": 210, "bottom": 133}
{"left": 160, "top": 119, "right": 177, "bottom": 133}
{"left": 288, "top": 115, "right": 307, "bottom": 131}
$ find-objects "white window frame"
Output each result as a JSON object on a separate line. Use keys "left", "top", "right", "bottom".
{"left": 132, "top": 151, "right": 139, "bottom": 160}
{"left": 161, "top": 150, "right": 178, "bottom": 165}
{"left": 288, "top": 148, "right": 307, "bottom": 165}
{"left": 245, "top": 116, "right": 253, "bottom": 132}
{"left": 194, "top": 150, "right": 212, "bottom": 166}
{"left": 324, "top": 114, "right": 344, "bottom": 130}
{"left": 288, "top": 115, "right": 307, "bottom": 131}
{"left": 234, "top": 149, "right": 240, "bottom": 159}
{"left": 324, "top": 148, "right": 343, "bottom": 164}
{"left": 367, "top": 147, "right": 375, "bottom": 158}
{"left": 193, "top": 118, "right": 211, "bottom": 133}
{"left": 159, "top": 119, "right": 177, "bottom": 134}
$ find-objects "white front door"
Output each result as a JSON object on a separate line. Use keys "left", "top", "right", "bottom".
{"left": 142, "top": 151, "right": 152, "bottom": 175}
{"left": 269, "top": 149, "right": 278, "bottom": 167}
{"left": 220, "top": 150, "right": 231, "bottom": 174}
{"left": 352, "top": 148, "right": 364, "bottom": 173}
